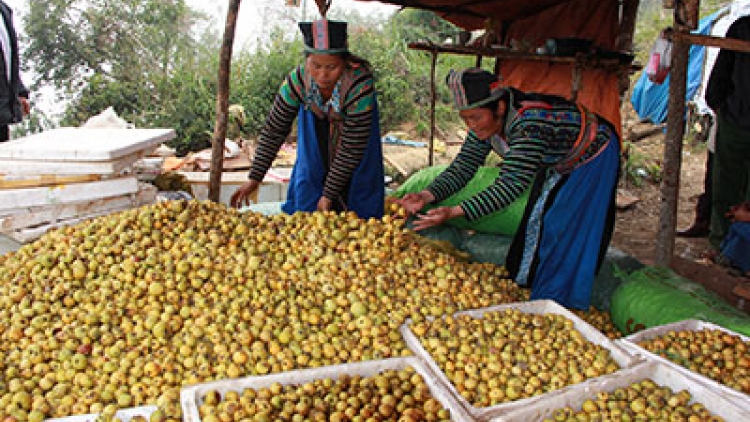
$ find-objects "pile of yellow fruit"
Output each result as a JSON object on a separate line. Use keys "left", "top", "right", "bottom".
{"left": 0, "top": 200, "right": 526, "bottom": 420}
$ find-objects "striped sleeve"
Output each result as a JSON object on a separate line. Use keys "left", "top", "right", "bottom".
{"left": 248, "top": 67, "right": 304, "bottom": 182}
{"left": 427, "top": 132, "right": 491, "bottom": 202}
{"left": 458, "top": 121, "right": 547, "bottom": 221}
{"left": 322, "top": 70, "right": 376, "bottom": 201}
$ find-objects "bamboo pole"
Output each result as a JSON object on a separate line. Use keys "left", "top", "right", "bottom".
{"left": 209, "top": 0, "right": 242, "bottom": 202}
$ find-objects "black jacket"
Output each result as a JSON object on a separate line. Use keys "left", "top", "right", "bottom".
{"left": 0, "top": 1, "right": 28, "bottom": 125}
{"left": 706, "top": 16, "right": 750, "bottom": 130}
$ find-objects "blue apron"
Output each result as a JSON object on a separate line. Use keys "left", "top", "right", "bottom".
{"left": 281, "top": 98, "right": 384, "bottom": 219}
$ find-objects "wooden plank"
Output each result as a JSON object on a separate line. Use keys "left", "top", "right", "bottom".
{"left": 0, "top": 150, "right": 146, "bottom": 175}
{"left": 674, "top": 32, "right": 750, "bottom": 53}
{"left": 383, "top": 153, "right": 409, "bottom": 177}
{"left": 0, "top": 128, "right": 175, "bottom": 161}
{"left": 0, "top": 173, "right": 102, "bottom": 189}
{"left": 0, "top": 176, "right": 139, "bottom": 212}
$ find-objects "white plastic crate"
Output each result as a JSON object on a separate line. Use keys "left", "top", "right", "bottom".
{"left": 490, "top": 360, "right": 749, "bottom": 421}
{"left": 618, "top": 319, "right": 750, "bottom": 412}
{"left": 180, "top": 357, "right": 474, "bottom": 422}
{"left": 45, "top": 405, "right": 158, "bottom": 422}
{"left": 400, "top": 300, "right": 639, "bottom": 421}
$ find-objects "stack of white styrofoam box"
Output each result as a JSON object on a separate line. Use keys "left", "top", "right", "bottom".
{"left": 180, "top": 357, "right": 474, "bottom": 422}
{"left": 179, "top": 171, "right": 288, "bottom": 207}
{"left": 0, "top": 128, "right": 174, "bottom": 243}
{"left": 44, "top": 405, "right": 158, "bottom": 422}
{"left": 489, "top": 361, "right": 749, "bottom": 421}
{"left": 618, "top": 319, "right": 750, "bottom": 412}
{"left": 400, "top": 300, "right": 640, "bottom": 421}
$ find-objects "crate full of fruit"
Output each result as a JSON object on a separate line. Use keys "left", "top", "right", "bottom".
{"left": 44, "top": 405, "right": 159, "bottom": 422}
{"left": 618, "top": 319, "right": 750, "bottom": 411}
{"left": 400, "top": 299, "right": 639, "bottom": 421}
{"left": 489, "top": 360, "right": 748, "bottom": 421}
{"left": 179, "top": 356, "right": 474, "bottom": 422}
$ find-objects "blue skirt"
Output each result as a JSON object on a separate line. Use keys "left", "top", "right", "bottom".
{"left": 514, "top": 129, "right": 620, "bottom": 309}
{"left": 281, "top": 101, "right": 384, "bottom": 219}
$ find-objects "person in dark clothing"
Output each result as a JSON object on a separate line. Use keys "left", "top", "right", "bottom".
{"left": 677, "top": 150, "right": 713, "bottom": 237}
{"left": 705, "top": 15, "right": 750, "bottom": 250}
{"left": 0, "top": 1, "right": 29, "bottom": 141}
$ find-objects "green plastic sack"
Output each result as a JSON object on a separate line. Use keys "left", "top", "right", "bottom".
{"left": 393, "top": 165, "right": 529, "bottom": 236}
{"left": 611, "top": 266, "right": 750, "bottom": 337}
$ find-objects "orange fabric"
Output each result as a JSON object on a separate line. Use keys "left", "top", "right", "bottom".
{"left": 497, "top": 0, "right": 622, "bottom": 134}
{"left": 500, "top": 62, "right": 622, "bottom": 135}
{"left": 502, "top": 0, "right": 619, "bottom": 49}
{"left": 356, "top": 0, "right": 625, "bottom": 133}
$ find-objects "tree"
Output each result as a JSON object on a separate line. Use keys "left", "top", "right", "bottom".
{"left": 23, "top": 0, "right": 207, "bottom": 93}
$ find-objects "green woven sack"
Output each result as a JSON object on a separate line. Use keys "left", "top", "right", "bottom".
{"left": 393, "top": 165, "right": 529, "bottom": 236}
{"left": 611, "top": 266, "right": 750, "bottom": 337}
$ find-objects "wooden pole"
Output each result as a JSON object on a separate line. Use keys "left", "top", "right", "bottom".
{"left": 209, "top": 0, "right": 242, "bottom": 202}
{"left": 674, "top": 31, "right": 750, "bottom": 53}
{"left": 655, "top": 26, "right": 690, "bottom": 266}
{"left": 429, "top": 51, "right": 438, "bottom": 167}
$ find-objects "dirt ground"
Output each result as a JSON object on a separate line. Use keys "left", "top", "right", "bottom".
{"left": 383, "top": 111, "right": 750, "bottom": 313}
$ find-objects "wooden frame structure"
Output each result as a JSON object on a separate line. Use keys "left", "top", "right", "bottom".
{"left": 656, "top": 0, "right": 750, "bottom": 265}
{"left": 407, "top": 42, "right": 640, "bottom": 165}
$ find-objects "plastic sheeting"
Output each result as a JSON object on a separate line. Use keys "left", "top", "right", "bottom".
{"left": 630, "top": 10, "right": 722, "bottom": 124}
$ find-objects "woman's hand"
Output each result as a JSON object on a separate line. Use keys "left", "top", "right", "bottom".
{"left": 396, "top": 191, "right": 435, "bottom": 215}
{"left": 412, "top": 205, "right": 464, "bottom": 231}
{"left": 317, "top": 196, "right": 334, "bottom": 212}
{"left": 230, "top": 180, "right": 261, "bottom": 208}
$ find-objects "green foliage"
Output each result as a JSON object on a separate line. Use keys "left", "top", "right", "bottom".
{"left": 390, "top": 8, "right": 461, "bottom": 44}
{"left": 230, "top": 29, "right": 305, "bottom": 136}
{"left": 21, "top": 3, "right": 476, "bottom": 155}
{"left": 23, "top": 0, "right": 202, "bottom": 93}
{"left": 622, "top": 141, "right": 662, "bottom": 187}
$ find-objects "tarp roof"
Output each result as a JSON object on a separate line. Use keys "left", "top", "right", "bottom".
{"left": 357, "top": 0, "right": 601, "bottom": 32}
{"left": 356, "top": 0, "right": 628, "bottom": 129}
{"left": 354, "top": 0, "right": 574, "bottom": 30}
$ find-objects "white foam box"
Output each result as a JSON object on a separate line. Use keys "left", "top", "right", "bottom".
{"left": 490, "top": 361, "right": 750, "bottom": 422}
{"left": 618, "top": 319, "right": 750, "bottom": 411}
{"left": 1, "top": 184, "right": 157, "bottom": 243}
{"left": 0, "top": 128, "right": 175, "bottom": 161}
{"left": 180, "top": 357, "right": 474, "bottom": 422}
{"left": 400, "top": 300, "right": 640, "bottom": 421}
{"left": 0, "top": 150, "right": 148, "bottom": 175}
{"left": 45, "top": 405, "right": 157, "bottom": 422}
{"left": 0, "top": 176, "right": 140, "bottom": 213}
{"left": 180, "top": 171, "right": 287, "bottom": 207}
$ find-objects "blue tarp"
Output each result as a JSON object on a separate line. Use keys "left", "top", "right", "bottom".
{"left": 630, "top": 11, "right": 722, "bottom": 124}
